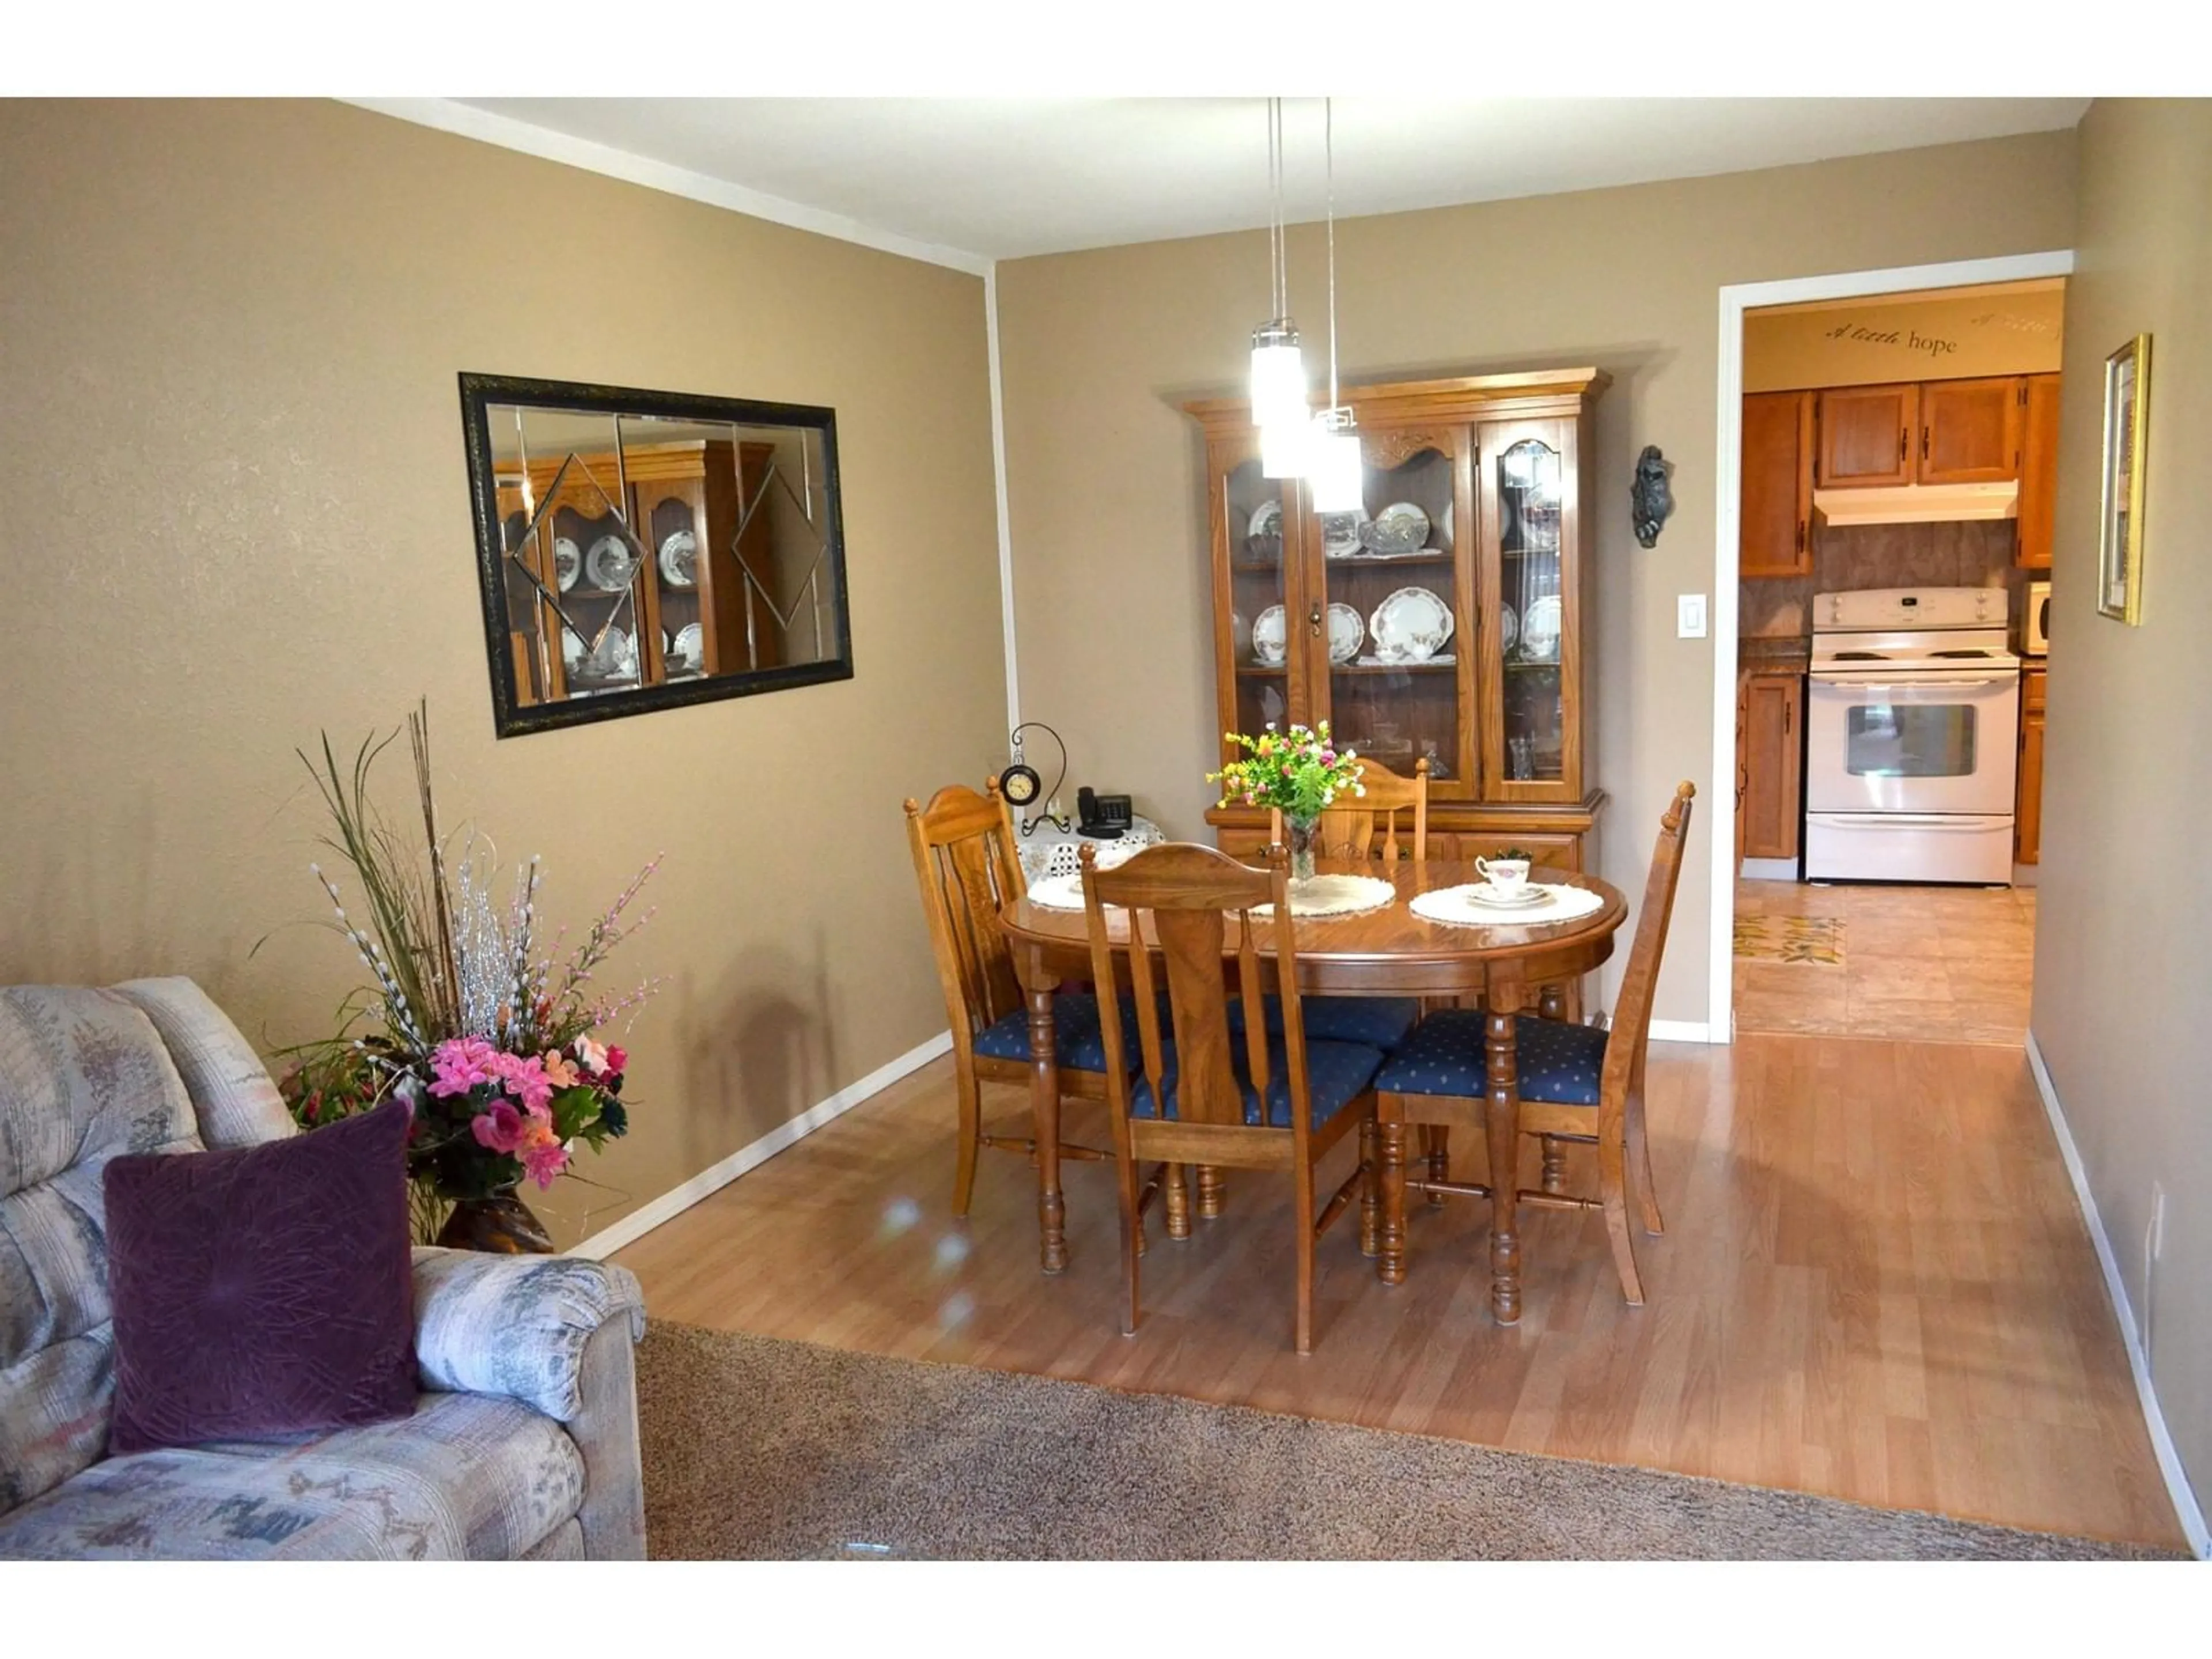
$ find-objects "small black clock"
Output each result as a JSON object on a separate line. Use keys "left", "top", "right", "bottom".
{"left": 998, "top": 762, "right": 1042, "bottom": 808}
{"left": 999, "top": 722, "right": 1071, "bottom": 835}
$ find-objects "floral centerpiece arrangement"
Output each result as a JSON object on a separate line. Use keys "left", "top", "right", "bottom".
{"left": 1207, "top": 721, "right": 1365, "bottom": 886}
{"left": 274, "top": 703, "right": 660, "bottom": 1250}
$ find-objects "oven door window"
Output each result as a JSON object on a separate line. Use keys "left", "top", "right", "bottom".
{"left": 1844, "top": 702, "right": 1977, "bottom": 779}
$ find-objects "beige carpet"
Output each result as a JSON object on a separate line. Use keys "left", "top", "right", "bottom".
{"left": 636, "top": 1323, "right": 2173, "bottom": 1560}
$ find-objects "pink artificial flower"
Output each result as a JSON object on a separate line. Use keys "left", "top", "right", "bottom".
{"left": 429, "top": 1036, "right": 501, "bottom": 1097}
{"left": 575, "top": 1036, "right": 609, "bottom": 1076}
{"left": 517, "top": 1113, "right": 569, "bottom": 1188}
{"left": 471, "top": 1099, "right": 528, "bottom": 1154}
{"left": 604, "top": 1046, "right": 627, "bottom": 1075}
{"left": 488, "top": 1050, "right": 554, "bottom": 1113}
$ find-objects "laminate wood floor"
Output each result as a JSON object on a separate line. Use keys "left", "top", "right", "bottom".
{"left": 615, "top": 1032, "right": 2184, "bottom": 1552}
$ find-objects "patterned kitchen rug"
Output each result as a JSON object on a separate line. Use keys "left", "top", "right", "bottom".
{"left": 1733, "top": 915, "right": 1846, "bottom": 965}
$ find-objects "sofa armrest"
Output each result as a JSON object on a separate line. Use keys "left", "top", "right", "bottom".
{"left": 410, "top": 1247, "right": 645, "bottom": 1423}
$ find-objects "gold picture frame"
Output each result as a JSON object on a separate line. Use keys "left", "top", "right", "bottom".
{"left": 2097, "top": 334, "right": 2151, "bottom": 624}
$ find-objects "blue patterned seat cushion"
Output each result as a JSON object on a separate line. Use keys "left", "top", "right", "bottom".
{"left": 1228, "top": 994, "right": 1420, "bottom": 1051}
{"left": 1374, "top": 1011, "right": 1609, "bottom": 1105}
{"left": 0, "top": 1388, "right": 582, "bottom": 1560}
{"left": 972, "top": 994, "right": 1184, "bottom": 1075}
{"left": 972, "top": 993, "right": 1124, "bottom": 1074}
{"left": 1131, "top": 1037, "right": 1382, "bottom": 1130}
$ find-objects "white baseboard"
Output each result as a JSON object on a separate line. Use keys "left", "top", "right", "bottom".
{"left": 2024, "top": 1030, "right": 2209, "bottom": 1559}
{"left": 569, "top": 1030, "right": 954, "bottom": 1262}
{"left": 1648, "top": 1019, "right": 1717, "bottom": 1044}
{"left": 1738, "top": 858, "right": 1799, "bottom": 882}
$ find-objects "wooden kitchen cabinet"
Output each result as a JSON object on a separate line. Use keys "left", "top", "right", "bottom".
{"left": 1816, "top": 384, "right": 1919, "bottom": 488}
{"left": 2016, "top": 665, "right": 2047, "bottom": 865}
{"left": 1919, "top": 376, "right": 2024, "bottom": 483}
{"left": 1741, "top": 391, "right": 1815, "bottom": 577}
{"left": 2014, "top": 373, "right": 2062, "bottom": 569}
{"left": 1737, "top": 671, "right": 1804, "bottom": 862}
{"left": 1815, "top": 374, "right": 2041, "bottom": 491}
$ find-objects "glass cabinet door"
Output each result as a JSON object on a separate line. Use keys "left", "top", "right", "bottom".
{"left": 1306, "top": 431, "right": 1476, "bottom": 796}
{"left": 1217, "top": 450, "right": 1301, "bottom": 749}
{"left": 1479, "top": 418, "right": 1581, "bottom": 800}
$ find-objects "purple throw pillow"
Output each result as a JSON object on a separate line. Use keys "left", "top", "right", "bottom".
{"left": 103, "top": 1094, "right": 417, "bottom": 1453}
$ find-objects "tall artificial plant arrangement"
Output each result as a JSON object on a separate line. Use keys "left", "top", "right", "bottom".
{"left": 275, "top": 702, "right": 661, "bottom": 1244}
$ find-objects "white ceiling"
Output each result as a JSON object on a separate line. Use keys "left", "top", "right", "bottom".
{"left": 447, "top": 97, "right": 2090, "bottom": 264}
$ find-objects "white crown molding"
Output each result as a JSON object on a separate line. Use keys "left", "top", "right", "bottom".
{"left": 343, "top": 97, "right": 994, "bottom": 277}
{"left": 2025, "top": 1030, "right": 2209, "bottom": 1559}
{"left": 568, "top": 1029, "right": 953, "bottom": 1262}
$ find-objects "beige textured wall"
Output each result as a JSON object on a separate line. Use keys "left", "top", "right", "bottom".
{"left": 996, "top": 131, "right": 2078, "bottom": 1026}
{"left": 2031, "top": 99, "right": 2212, "bottom": 1512}
{"left": 1744, "top": 282, "right": 2064, "bottom": 391}
{"left": 0, "top": 101, "right": 1006, "bottom": 1247}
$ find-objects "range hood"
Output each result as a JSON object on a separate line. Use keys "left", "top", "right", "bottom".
{"left": 1813, "top": 480, "right": 2019, "bottom": 528}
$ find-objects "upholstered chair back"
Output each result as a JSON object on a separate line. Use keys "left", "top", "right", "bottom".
{"left": 0, "top": 979, "right": 293, "bottom": 1518}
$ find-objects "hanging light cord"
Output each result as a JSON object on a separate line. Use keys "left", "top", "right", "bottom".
{"left": 1268, "top": 97, "right": 1286, "bottom": 321}
{"left": 1325, "top": 96, "right": 1338, "bottom": 410}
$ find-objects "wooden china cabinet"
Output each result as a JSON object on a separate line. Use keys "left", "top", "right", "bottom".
{"left": 495, "top": 440, "right": 774, "bottom": 707}
{"left": 1185, "top": 368, "right": 1609, "bottom": 874}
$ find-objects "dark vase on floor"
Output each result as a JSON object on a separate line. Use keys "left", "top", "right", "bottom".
{"left": 435, "top": 1188, "right": 555, "bottom": 1254}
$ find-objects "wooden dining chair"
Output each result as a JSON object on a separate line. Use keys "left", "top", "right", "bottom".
{"left": 1080, "top": 840, "right": 1382, "bottom": 1354}
{"left": 1268, "top": 756, "right": 1430, "bottom": 869}
{"left": 904, "top": 781, "right": 1117, "bottom": 1216}
{"left": 1372, "top": 782, "right": 1696, "bottom": 1304}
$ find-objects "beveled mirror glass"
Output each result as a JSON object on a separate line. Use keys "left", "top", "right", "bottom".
{"left": 461, "top": 373, "right": 851, "bottom": 736}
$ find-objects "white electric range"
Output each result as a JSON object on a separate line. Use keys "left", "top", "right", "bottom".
{"left": 1804, "top": 587, "right": 2021, "bottom": 885}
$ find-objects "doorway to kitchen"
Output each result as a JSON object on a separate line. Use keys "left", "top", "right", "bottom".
{"left": 1710, "top": 252, "right": 2071, "bottom": 1043}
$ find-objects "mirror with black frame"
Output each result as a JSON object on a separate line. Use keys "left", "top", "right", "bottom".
{"left": 460, "top": 374, "right": 851, "bottom": 737}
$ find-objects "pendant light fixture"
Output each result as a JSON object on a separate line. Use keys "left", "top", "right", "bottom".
{"left": 1306, "top": 97, "right": 1363, "bottom": 513}
{"left": 1250, "top": 97, "right": 1308, "bottom": 472}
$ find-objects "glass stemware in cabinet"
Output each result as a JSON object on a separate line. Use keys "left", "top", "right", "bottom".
{"left": 1498, "top": 437, "right": 1566, "bottom": 783}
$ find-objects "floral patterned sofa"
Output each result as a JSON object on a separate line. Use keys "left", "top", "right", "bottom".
{"left": 0, "top": 979, "right": 647, "bottom": 1560}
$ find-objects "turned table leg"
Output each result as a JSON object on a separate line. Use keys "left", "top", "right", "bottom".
{"left": 1377, "top": 1115, "right": 1408, "bottom": 1286}
{"left": 1195, "top": 1164, "right": 1225, "bottom": 1220}
{"left": 1026, "top": 978, "right": 1067, "bottom": 1275}
{"left": 1163, "top": 1162, "right": 1192, "bottom": 1240}
{"left": 1485, "top": 975, "right": 1527, "bottom": 1324}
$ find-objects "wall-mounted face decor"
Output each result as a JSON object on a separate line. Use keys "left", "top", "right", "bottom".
{"left": 459, "top": 373, "right": 853, "bottom": 737}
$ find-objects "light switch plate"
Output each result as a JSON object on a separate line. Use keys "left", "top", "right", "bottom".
{"left": 1677, "top": 594, "right": 1708, "bottom": 639}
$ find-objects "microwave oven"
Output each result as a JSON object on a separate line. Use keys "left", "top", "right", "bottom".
{"left": 2022, "top": 581, "right": 2051, "bottom": 656}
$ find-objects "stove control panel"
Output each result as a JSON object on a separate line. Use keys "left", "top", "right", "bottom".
{"left": 1816, "top": 586, "right": 2005, "bottom": 632}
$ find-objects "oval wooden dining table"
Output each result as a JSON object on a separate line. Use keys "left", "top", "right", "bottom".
{"left": 997, "top": 857, "right": 1628, "bottom": 1324}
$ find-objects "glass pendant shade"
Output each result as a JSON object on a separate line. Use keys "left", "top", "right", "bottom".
{"left": 1249, "top": 322, "right": 1308, "bottom": 432}
{"left": 1308, "top": 412, "right": 1363, "bottom": 513}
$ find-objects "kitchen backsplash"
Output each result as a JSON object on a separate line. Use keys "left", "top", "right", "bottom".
{"left": 1741, "top": 520, "right": 2025, "bottom": 639}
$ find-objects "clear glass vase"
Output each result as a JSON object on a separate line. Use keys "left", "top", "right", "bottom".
{"left": 1286, "top": 815, "right": 1319, "bottom": 888}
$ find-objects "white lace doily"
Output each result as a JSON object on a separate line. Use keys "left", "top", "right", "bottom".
{"left": 1025, "top": 872, "right": 1103, "bottom": 911}
{"left": 1252, "top": 873, "right": 1398, "bottom": 920}
{"left": 1016, "top": 819, "right": 1165, "bottom": 884}
{"left": 1027, "top": 870, "right": 1396, "bottom": 920}
{"left": 1410, "top": 882, "right": 1604, "bottom": 929}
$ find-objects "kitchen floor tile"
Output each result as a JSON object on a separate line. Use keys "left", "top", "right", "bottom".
{"left": 1733, "top": 876, "right": 2032, "bottom": 1046}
